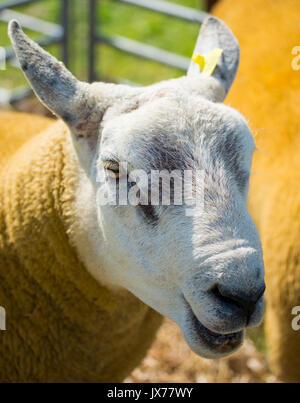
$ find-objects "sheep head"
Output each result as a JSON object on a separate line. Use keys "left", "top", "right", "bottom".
{"left": 9, "top": 17, "right": 265, "bottom": 359}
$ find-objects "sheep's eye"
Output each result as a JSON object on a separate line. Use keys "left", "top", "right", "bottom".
{"left": 103, "top": 161, "right": 120, "bottom": 178}
{"left": 138, "top": 203, "right": 158, "bottom": 222}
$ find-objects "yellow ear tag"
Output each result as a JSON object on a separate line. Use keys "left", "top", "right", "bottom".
{"left": 192, "top": 48, "right": 223, "bottom": 76}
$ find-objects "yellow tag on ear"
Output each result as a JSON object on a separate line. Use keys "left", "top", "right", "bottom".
{"left": 192, "top": 48, "right": 223, "bottom": 76}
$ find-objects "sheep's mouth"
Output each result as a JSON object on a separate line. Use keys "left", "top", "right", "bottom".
{"left": 182, "top": 303, "right": 244, "bottom": 357}
{"left": 191, "top": 311, "right": 244, "bottom": 354}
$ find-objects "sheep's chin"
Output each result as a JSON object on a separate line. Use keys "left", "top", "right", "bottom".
{"left": 181, "top": 306, "right": 244, "bottom": 359}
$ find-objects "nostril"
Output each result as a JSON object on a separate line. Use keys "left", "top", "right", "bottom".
{"left": 211, "top": 285, "right": 242, "bottom": 310}
{"left": 211, "top": 283, "right": 265, "bottom": 322}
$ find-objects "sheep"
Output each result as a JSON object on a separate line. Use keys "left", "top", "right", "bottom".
{"left": 0, "top": 17, "right": 266, "bottom": 382}
{"left": 213, "top": 0, "right": 300, "bottom": 382}
{"left": 0, "top": 112, "right": 163, "bottom": 382}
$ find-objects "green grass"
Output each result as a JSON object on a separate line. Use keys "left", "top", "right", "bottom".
{"left": 247, "top": 323, "right": 267, "bottom": 354}
{"left": 0, "top": 0, "right": 205, "bottom": 89}
{"left": 97, "top": 0, "right": 204, "bottom": 84}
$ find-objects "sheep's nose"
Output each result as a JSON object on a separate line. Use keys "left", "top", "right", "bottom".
{"left": 212, "top": 282, "right": 265, "bottom": 323}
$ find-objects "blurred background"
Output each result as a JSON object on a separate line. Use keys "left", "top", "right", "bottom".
{"left": 0, "top": 0, "right": 208, "bottom": 107}
{"left": 0, "top": 0, "right": 277, "bottom": 382}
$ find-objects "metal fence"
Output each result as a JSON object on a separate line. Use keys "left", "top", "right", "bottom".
{"left": 89, "top": 0, "right": 208, "bottom": 81}
{"left": 0, "top": 0, "right": 69, "bottom": 104}
{"left": 0, "top": 0, "right": 209, "bottom": 105}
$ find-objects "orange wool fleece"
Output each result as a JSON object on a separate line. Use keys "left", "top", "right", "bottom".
{"left": 0, "top": 111, "right": 162, "bottom": 382}
{"left": 213, "top": 0, "right": 300, "bottom": 382}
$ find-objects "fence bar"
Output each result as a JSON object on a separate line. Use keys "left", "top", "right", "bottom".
{"left": 0, "top": 9, "right": 63, "bottom": 36}
{"left": 89, "top": 0, "right": 97, "bottom": 81}
{"left": 97, "top": 34, "right": 190, "bottom": 71}
{"left": 0, "top": 0, "right": 71, "bottom": 105}
{"left": 0, "top": 0, "right": 40, "bottom": 12}
{"left": 116, "top": 0, "right": 208, "bottom": 23}
{"left": 8, "top": 86, "right": 32, "bottom": 103}
{"left": 206, "top": 0, "right": 218, "bottom": 11}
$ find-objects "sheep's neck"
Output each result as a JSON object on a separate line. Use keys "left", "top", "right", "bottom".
{"left": 0, "top": 119, "right": 162, "bottom": 381}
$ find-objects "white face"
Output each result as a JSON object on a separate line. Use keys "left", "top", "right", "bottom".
{"left": 91, "top": 89, "right": 265, "bottom": 358}
{"left": 10, "top": 15, "right": 265, "bottom": 358}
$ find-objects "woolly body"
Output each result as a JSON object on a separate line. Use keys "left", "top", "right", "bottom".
{"left": 213, "top": 0, "right": 300, "bottom": 382}
{"left": 0, "top": 112, "right": 162, "bottom": 382}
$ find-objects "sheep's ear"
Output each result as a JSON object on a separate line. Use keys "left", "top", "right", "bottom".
{"left": 187, "top": 16, "right": 240, "bottom": 100}
{"left": 8, "top": 20, "right": 109, "bottom": 149}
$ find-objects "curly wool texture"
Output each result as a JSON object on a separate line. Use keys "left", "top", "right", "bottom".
{"left": 213, "top": 0, "right": 300, "bottom": 382}
{"left": 0, "top": 111, "right": 162, "bottom": 382}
